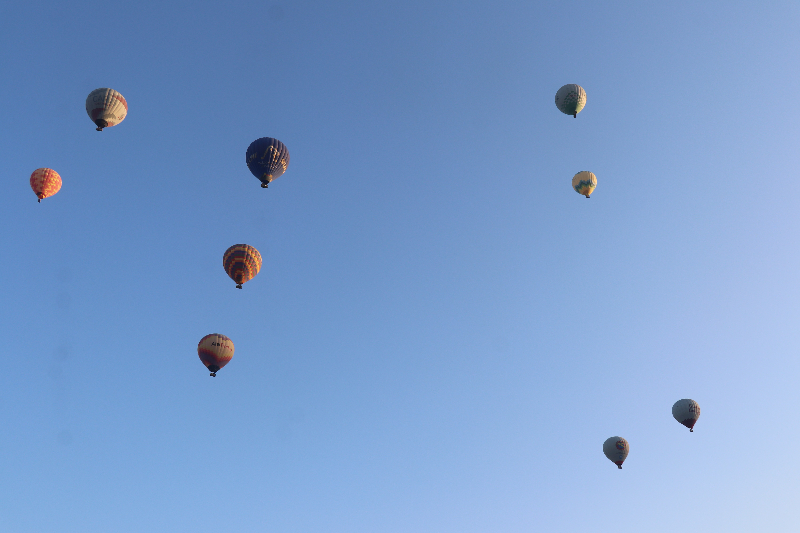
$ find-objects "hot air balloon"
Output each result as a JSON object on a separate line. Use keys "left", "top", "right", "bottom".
{"left": 246, "top": 137, "right": 290, "bottom": 188}
{"left": 30, "top": 168, "right": 62, "bottom": 203}
{"left": 198, "top": 333, "right": 234, "bottom": 377}
{"left": 555, "top": 84, "right": 586, "bottom": 118}
{"left": 223, "top": 244, "right": 262, "bottom": 289}
{"left": 572, "top": 171, "right": 597, "bottom": 198}
{"left": 85, "top": 88, "right": 128, "bottom": 131}
{"left": 672, "top": 399, "right": 700, "bottom": 432}
{"left": 603, "top": 436, "right": 629, "bottom": 469}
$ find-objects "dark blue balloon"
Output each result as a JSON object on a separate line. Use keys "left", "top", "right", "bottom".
{"left": 246, "top": 137, "right": 290, "bottom": 188}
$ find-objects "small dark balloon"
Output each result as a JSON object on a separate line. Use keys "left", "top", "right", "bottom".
{"left": 246, "top": 137, "right": 290, "bottom": 188}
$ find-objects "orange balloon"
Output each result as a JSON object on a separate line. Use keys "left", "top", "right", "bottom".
{"left": 30, "top": 168, "right": 62, "bottom": 202}
{"left": 223, "top": 244, "right": 262, "bottom": 289}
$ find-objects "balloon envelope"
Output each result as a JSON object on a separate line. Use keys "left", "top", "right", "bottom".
{"left": 30, "top": 168, "right": 62, "bottom": 202}
{"left": 555, "top": 84, "right": 586, "bottom": 117}
{"left": 672, "top": 399, "right": 700, "bottom": 431}
{"left": 198, "top": 333, "right": 234, "bottom": 376}
{"left": 246, "top": 137, "right": 290, "bottom": 187}
{"left": 223, "top": 244, "right": 262, "bottom": 288}
{"left": 603, "top": 436, "right": 629, "bottom": 469}
{"left": 85, "top": 88, "right": 128, "bottom": 131}
{"left": 572, "top": 171, "right": 597, "bottom": 198}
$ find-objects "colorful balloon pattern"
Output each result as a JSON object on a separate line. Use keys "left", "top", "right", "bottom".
{"left": 198, "top": 333, "right": 234, "bottom": 377}
{"left": 555, "top": 84, "right": 587, "bottom": 118}
{"left": 246, "top": 137, "right": 290, "bottom": 188}
{"left": 572, "top": 171, "right": 597, "bottom": 198}
{"left": 672, "top": 399, "right": 701, "bottom": 432}
{"left": 603, "top": 436, "right": 629, "bottom": 469}
{"left": 85, "top": 88, "right": 128, "bottom": 131}
{"left": 223, "top": 244, "right": 262, "bottom": 288}
{"left": 30, "top": 168, "right": 62, "bottom": 202}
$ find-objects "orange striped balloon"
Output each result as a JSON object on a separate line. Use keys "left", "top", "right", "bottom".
{"left": 30, "top": 168, "right": 62, "bottom": 203}
{"left": 223, "top": 244, "right": 262, "bottom": 289}
{"left": 198, "top": 333, "right": 234, "bottom": 377}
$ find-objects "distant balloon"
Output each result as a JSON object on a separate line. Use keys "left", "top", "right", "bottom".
{"left": 223, "top": 244, "right": 262, "bottom": 289}
{"left": 198, "top": 333, "right": 234, "bottom": 377}
{"left": 603, "top": 436, "right": 629, "bottom": 469}
{"left": 246, "top": 137, "right": 290, "bottom": 188}
{"left": 572, "top": 171, "right": 597, "bottom": 198}
{"left": 555, "top": 84, "right": 586, "bottom": 118}
{"left": 85, "top": 88, "right": 128, "bottom": 131}
{"left": 672, "top": 399, "right": 701, "bottom": 432}
{"left": 30, "top": 168, "right": 62, "bottom": 203}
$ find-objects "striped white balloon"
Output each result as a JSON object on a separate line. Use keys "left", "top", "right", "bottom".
{"left": 85, "top": 88, "right": 128, "bottom": 131}
{"left": 672, "top": 399, "right": 700, "bottom": 432}
{"left": 555, "top": 84, "right": 587, "bottom": 117}
{"left": 603, "top": 436, "right": 629, "bottom": 469}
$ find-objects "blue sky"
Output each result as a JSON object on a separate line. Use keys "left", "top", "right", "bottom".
{"left": 1, "top": 1, "right": 800, "bottom": 531}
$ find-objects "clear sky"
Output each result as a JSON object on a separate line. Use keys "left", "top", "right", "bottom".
{"left": 1, "top": 1, "right": 799, "bottom": 531}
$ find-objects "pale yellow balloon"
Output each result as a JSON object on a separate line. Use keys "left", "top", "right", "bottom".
{"left": 572, "top": 171, "right": 597, "bottom": 198}
{"left": 197, "top": 333, "right": 234, "bottom": 377}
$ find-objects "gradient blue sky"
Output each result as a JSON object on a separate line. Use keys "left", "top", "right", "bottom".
{"left": 2, "top": 1, "right": 800, "bottom": 531}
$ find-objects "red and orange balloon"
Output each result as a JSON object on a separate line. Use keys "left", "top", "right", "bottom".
{"left": 30, "top": 168, "right": 62, "bottom": 202}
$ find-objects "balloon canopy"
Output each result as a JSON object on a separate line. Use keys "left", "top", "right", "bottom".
{"left": 223, "top": 244, "right": 262, "bottom": 288}
{"left": 246, "top": 137, "right": 290, "bottom": 188}
{"left": 572, "top": 171, "right": 597, "bottom": 198}
{"left": 603, "top": 436, "right": 629, "bottom": 469}
{"left": 555, "top": 84, "right": 586, "bottom": 117}
{"left": 198, "top": 333, "right": 234, "bottom": 377}
{"left": 672, "top": 399, "right": 701, "bottom": 432}
{"left": 85, "top": 88, "right": 128, "bottom": 131}
{"left": 30, "top": 168, "right": 62, "bottom": 202}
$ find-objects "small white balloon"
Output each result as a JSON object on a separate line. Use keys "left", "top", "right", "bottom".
{"left": 603, "top": 436, "right": 629, "bottom": 469}
{"left": 86, "top": 88, "right": 128, "bottom": 131}
{"left": 555, "top": 84, "right": 587, "bottom": 117}
{"left": 672, "top": 399, "right": 700, "bottom": 432}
